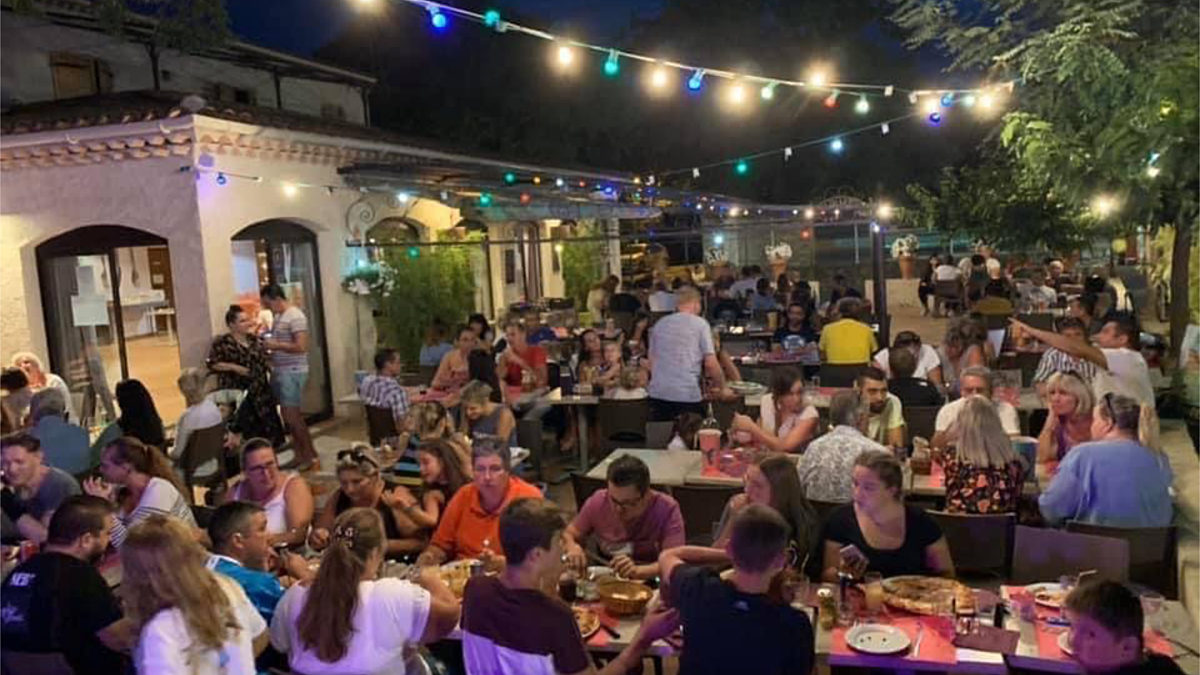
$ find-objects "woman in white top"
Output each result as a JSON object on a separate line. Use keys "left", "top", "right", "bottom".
{"left": 270, "top": 508, "right": 460, "bottom": 675}
{"left": 223, "top": 438, "right": 314, "bottom": 548}
{"left": 125, "top": 514, "right": 267, "bottom": 675}
{"left": 83, "top": 436, "right": 197, "bottom": 547}
{"left": 11, "top": 351, "right": 76, "bottom": 422}
{"left": 170, "top": 367, "right": 224, "bottom": 477}
{"left": 728, "top": 367, "right": 818, "bottom": 453}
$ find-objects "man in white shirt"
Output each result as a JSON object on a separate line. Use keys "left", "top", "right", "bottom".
{"left": 873, "top": 331, "right": 944, "bottom": 387}
{"left": 647, "top": 282, "right": 677, "bottom": 312}
{"left": 1010, "top": 314, "right": 1155, "bottom": 408}
{"left": 1024, "top": 271, "right": 1058, "bottom": 309}
{"left": 728, "top": 265, "right": 762, "bottom": 300}
{"left": 931, "top": 366, "right": 1021, "bottom": 449}
{"left": 934, "top": 257, "right": 962, "bottom": 281}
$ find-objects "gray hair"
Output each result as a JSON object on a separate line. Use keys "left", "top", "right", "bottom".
{"left": 459, "top": 380, "right": 493, "bottom": 407}
{"left": 958, "top": 366, "right": 994, "bottom": 395}
{"left": 828, "top": 390, "right": 861, "bottom": 428}
{"left": 836, "top": 297, "right": 862, "bottom": 319}
{"left": 471, "top": 439, "right": 512, "bottom": 471}
{"left": 29, "top": 388, "right": 67, "bottom": 423}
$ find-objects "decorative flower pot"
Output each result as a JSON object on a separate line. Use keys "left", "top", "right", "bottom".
{"left": 898, "top": 255, "right": 917, "bottom": 280}
{"left": 769, "top": 258, "right": 790, "bottom": 283}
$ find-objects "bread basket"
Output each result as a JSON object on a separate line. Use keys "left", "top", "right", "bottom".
{"left": 595, "top": 579, "right": 653, "bottom": 616}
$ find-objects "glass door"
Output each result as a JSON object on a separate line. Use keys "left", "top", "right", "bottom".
{"left": 231, "top": 221, "right": 331, "bottom": 421}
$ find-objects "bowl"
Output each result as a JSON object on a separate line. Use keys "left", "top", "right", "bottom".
{"left": 596, "top": 579, "right": 653, "bottom": 616}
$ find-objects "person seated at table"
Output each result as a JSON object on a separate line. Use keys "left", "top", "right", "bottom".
{"left": 874, "top": 330, "right": 944, "bottom": 387}
{"left": 799, "top": 392, "right": 888, "bottom": 504}
{"left": 359, "top": 348, "right": 411, "bottom": 434}
{"left": 659, "top": 504, "right": 815, "bottom": 675}
{"left": 416, "top": 441, "right": 542, "bottom": 567}
{"left": 773, "top": 302, "right": 820, "bottom": 352}
{"left": 886, "top": 347, "right": 945, "bottom": 408}
{"left": 820, "top": 450, "right": 955, "bottom": 581}
{"left": 1037, "top": 371, "right": 1095, "bottom": 463}
{"left": 407, "top": 401, "right": 473, "bottom": 467}
{"left": 586, "top": 340, "right": 626, "bottom": 393}
{"left": 1067, "top": 294, "right": 1104, "bottom": 336}
{"left": 1032, "top": 317, "right": 1100, "bottom": 397}
{"left": 606, "top": 366, "right": 649, "bottom": 400}
{"left": 462, "top": 497, "right": 678, "bottom": 675}
{"left": 11, "top": 352, "right": 76, "bottom": 423}
{"left": 222, "top": 438, "right": 314, "bottom": 548}
{"left": 748, "top": 277, "right": 780, "bottom": 313}
{"left": 648, "top": 281, "right": 677, "bottom": 313}
{"left": 308, "top": 445, "right": 424, "bottom": 558}
{"left": 206, "top": 501, "right": 312, "bottom": 624}
{"left": 573, "top": 328, "right": 605, "bottom": 381}
{"left": 819, "top": 298, "right": 878, "bottom": 366}
{"left": 1012, "top": 313, "right": 1156, "bottom": 409}
{"left": 974, "top": 279, "right": 1015, "bottom": 315}
{"left": 89, "top": 379, "right": 166, "bottom": 463}
{"left": 0, "top": 367, "right": 32, "bottom": 423}
{"left": 386, "top": 438, "right": 471, "bottom": 535}
{"left": 729, "top": 265, "right": 762, "bottom": 299}
{"left": 931, "top": 367, "right": 1021, "bottom": 449}
{"left": 124, "top": 515, "right": 267, "bottom": 674}
{"left": 419, "top": 319, "right": 454, "bottom": 368}
{"left": 458, "top": 380, "right": 517, "bottom": 448}
{"left": 563, "top": 454, "right": 685, "bottom": 580}
{"left": 1062, "top": 580, "right": 1183, "bottom": 675}
{"left": 714, "top": 454, "right": 819, "bottom": 560}
{"left": 169, "top": 367, "right": 223, "bottom": 476}
{"left": 729, "top": 367, "right": 818, "bottom": 453}
{"left": 28, "top": 387, "right": 91, "bottom": 476}
{"left": 857, "top": 367, "right": 907, "bottom": 450}
{"left": 1025, "top": 270, "right": 1059, "bottom": 310}
{"left": 2, "top": 433, "right": 83, "bottom": 544}
{"left": 666, "top": 411, "right": 703, "bottom": 450}
{"left": 0, "top": 495, "right": 133, "bottom": 675}
{"left": 83, "top": 436, "right": 196, "bottom": 548}
{"left": 274, "top": 507, "right": 459, "bottom": 675}
{"left": 468, "top": 313, "right": 496, "bottom": 351}
{"left": 827, "top": 274, "right": 862, "bottom": 308}
{"left": 942, "top": 398, "right": 1026, "bottom": 515}
{"left": 431, "top": 325, "right": 477, "bottom": 391}
{"left": 1039, "top": 393, "right": 1172, "bottom": 528}
{"left": 498, "top": 320, "right": 549, "bottom": 390}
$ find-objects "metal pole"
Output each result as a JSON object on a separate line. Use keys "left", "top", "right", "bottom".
{"left": 870, "top": 221, "right": 890, "bottom": 347}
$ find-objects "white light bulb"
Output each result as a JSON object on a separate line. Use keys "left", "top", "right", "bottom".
{"left": 804, "top": 208, "right": 815, "bottom": 219}
{"left": 557, "top": 45, "right": 574, "bottom": 66}
{"left": 1146, "top": 166, "right": 1161, "bottom": 178}
{"left": 650, "top": 67, "right": 668, "bottom": 88}
{"left": 728, "top": 83, "right": 745, "bottom": 104}
{"left": 281, "top": 183, "right": 298, "bottom": 198}
{"left": 808, "top": 71, "right": 827, "bottom": 87}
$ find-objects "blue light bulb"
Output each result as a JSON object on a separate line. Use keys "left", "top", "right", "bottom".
{"left": 429, "top": 9, "right": 447, "bottom": 29}
{"left": 483, "top": 9, "right": 500, "bottom": 27}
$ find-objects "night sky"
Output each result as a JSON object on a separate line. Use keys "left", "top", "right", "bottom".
{"left": 228, "top": 0, "right": 663, "bottom": 57}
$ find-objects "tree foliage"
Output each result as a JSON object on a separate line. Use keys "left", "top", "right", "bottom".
{"left": 374, "top": 247, "right": 477, "bottom": 364}
{"left": 93, "top": 0, "right": 231, "bottom": 55}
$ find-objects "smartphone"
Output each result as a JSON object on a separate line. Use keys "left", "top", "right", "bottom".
{"left": 838, "top": 544, "right": 867, "bottom": 565}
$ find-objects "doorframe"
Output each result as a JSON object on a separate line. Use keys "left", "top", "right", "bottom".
{"left": 232, "top": 220, "right": 333, "bottom": 423}
{"left": 35, "top": 225, "right": 169, "bottom": 384}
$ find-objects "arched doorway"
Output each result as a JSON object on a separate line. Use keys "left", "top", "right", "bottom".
{"left": 230, "top": 220, "right": 331, "bottom": 420}
{"left": 36, "top": 225, "right": 182, "bottom": 426}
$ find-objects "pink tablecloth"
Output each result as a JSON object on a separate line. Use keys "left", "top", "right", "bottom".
{"left": 831, "top": 612, "right": 959, "bottom": 665}
{"left": 1002, "top": 586, "right": 1174, "bottom": 660}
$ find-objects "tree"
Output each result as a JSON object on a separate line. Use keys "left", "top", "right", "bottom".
{"left": 94, "top": 0, "right": 232, "bottom": 90}
{"left": 890, "top": 0, "right": 1198, "bottom": 350}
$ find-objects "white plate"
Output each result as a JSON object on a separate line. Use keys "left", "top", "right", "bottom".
{"left": 1026, "top": 582, "right": 1067, "bottom": 608}
{"left": 1058, "top": 632, "right": 1074, "bottom": 656}
{"left": 845, "top": 623, "right": 913, "bottom": 655}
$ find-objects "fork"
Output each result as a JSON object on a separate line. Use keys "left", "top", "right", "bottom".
{"left": 911, "top": 624, "right": 925, "bottom": 659}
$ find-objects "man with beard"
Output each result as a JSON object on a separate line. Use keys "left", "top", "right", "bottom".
{"left": 1, "top": 495, "right": 134, "bottom": 674}
{"left": 856, "top": 367, "right": 907, "bottom": 451}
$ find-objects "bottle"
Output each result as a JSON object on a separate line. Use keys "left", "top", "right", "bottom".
{"left": 698, "top": 402, "right": 722, "bottom": 466}
{"left": 817, "top": 587, "right": 837, "bottom": 630}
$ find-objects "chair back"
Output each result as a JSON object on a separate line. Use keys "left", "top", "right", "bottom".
{"left": 1065, "top": 522, "right": 1178, "bottom": 599}
{"left": 179, "top": 424, "right": 227, "bottom": 490}
{"left": 1, "top": 651, "right": 75, "bottom": 675}
{"left": 1011, "top": 525, "right": 1130, "bottom": 585}
{"left": 645, "top": 421, "right": 676, "bottom": 449}
{"left": 365, "top": 405, "right": 399, "bottom": 447}
{"left": 516, "top": 417, "right": 544, "bottom": 481}
{"left": 934, "top": 280, "right": 962, "bottom": 299}
{"left": 595, "top": 399, "right": 649, "bottom": 457}
{"left": 669, "top": 484, "right": 741, "bottom": 546}
{"left": 902, "top": 406, "right": 940, "bottom": 445}
{"left": 819, "top": 363, "right": 866, "bottom": 388}
{"left": 927, "top": 510, "right": 1015, "bottom": 578}
{"left": 809, "top": 499, "right": 848, "bottom": 524}
{"left": 710, "top": 399, "right": 744, "bottom": 429}
{"left": 570, "top": 471, "right": 608, "bottom": 512}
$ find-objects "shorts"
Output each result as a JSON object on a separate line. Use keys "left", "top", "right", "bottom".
{"left": 273, "top": 370, "right": 308, "bottom": 407}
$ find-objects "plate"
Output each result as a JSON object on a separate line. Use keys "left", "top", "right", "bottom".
{"left": 574, "top": 606, "right": 601, "bottom": 639}
{"left": 845, "top": 623, "right": 913, "bottom": 655}
{"left": 728, "top": 381, "right": 766, "bottom": 395}
{"left": 1058, "top": 631, "right": 1074, "bottom": 656}
{"left": 1026, "top": 582, "right": 1067, "bottom": 609}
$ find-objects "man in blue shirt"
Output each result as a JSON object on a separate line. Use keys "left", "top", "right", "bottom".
{"left": 206, "top": 501, "right": 311, "bottom": 623}
{"left": 29, "top": 388, "right": 91, "bottom": 476}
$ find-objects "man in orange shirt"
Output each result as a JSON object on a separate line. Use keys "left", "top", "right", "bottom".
{"left": 416, "top": 441, "right": 542, "bottom": 566}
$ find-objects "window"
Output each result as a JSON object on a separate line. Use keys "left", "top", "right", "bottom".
{"left": 320, "top": 103, "right": 346, "bottom": 120}
{"left": 49, "top": 52, "right": 113, "bottom": 99}
{"left": 207, "top": 83, "right": 257, "bottom": 106}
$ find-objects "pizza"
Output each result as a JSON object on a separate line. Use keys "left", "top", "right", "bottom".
{"left": 1032, "top": 587, "right": 1067, "bottom": 608}
{"left": 881, "top": 576, "right": 976, "bottom": 615}
{"left": 574, "top": 606, "right": 601, "bottom": 639}
{"left": 437, "top": 560, "right": 477, "bottom": 598}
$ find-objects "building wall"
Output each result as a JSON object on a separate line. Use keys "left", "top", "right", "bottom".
{"left": 0, "top": 12, "right": 366, "bottom": 124}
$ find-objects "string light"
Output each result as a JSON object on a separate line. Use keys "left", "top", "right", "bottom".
{"left": 1091, "top": 194, "right": 1118, "bottom": 217}
{"left": 927, "top": 112, "right": 943, "bottom": 126}
{"left": 1146, "top": 166, "right": 1161, "bottom": 178}
{"left": 479, "top": 192, "right": 493, "bottom": 206}
{"left": 760, "top": 82, "right": 778, "bottom": 100}
{"left": 824, "top": 90, "right": 840, "bottom": 108}
{"left": 395, "top": 191, "right": 410, "bottom": 202}
{"left": 829, "top": 138, "right": 844, "bottom": 153}
{"left": 855, "top": 96, "right": 870, "bottom": 114}
{"left": 215, "top": 172, "right": 227, "bottom": 185}
{"left": 555, "top": 177, "right": 565, "bottom": 187}
{"left": 734, "top": 159, "right": 749, "bottom": 175}
{"left": 876, "top": 203, "right": 893, "bottom": 219}
{"left": 940, "top": 92, "right": 954, "bottom": 107}
{"left": 727, "top": 81, "right": 746, "bottom": 104}
{"left": 603, "top": 49, "right": 620, "bottom": 76}
{"left": 428, "top": 7, "right": 447, "bottom": 29}
{"left": 532, "top": 175, "right": 542, "bottom": 185}
{"left": 687, "top": 69, "right": 705, "bottom": 91}
{"left": 483, "top": 8, "right": 501, "bottom": 28}
{"left": 962, "top": 94, "right": 976, "bottom": 107}
{"left": 804, "top": 208, "right": 815, "bottom": 219}
{"left": 648, "top": 64, "right": 670, "bottom": 90}
{"left": 808, "top": 69, "right": 828, "bottom": 87}
{"left": 556, "top": 43, "right": 575, "bottom": 67}
{"left": 922, "top": 98, "right": 940, "bottom": 115}
{"left": 519, "top": 192, "right": 532, "bottom": 204}
{"left": 503, "top": 172, "right": 516, "bottom": 184}
{"left": 281, "top": 182, "right": 298, "bottom": 198}
{"left": 713, "top": 233, "right": 725, "bottom": 245}
{"left": 978, "top": 93, "right": 995, "bottom": 109}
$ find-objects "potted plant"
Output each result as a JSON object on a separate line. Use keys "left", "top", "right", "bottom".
{"left": 764, "top": 241, "right": 793, "bottom": 285}
{"left": 890, "top": 234, "right": 920, "bottom": 279}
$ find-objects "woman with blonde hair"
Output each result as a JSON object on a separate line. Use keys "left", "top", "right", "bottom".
{"left": 1037, "top": 371, "right": 1094, "bottom": 462}
{"left": 168, "top": 367, "right": 223, "bottom": 474}
{"left": 942, "top": 398, "right": 1026, "bottom": 514}
{"left": 83, "top": 436, "right": 197, "bottom": 547}
{"left": 10, "top": 351, "right": 76, "bottom": 422}
{"left": 271, "top": 508, "right": 460, "bottom": 674}
{"left": 124, "top": 515, "right": 266, "bottom": 674}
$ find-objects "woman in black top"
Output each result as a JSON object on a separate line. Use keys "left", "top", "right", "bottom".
{"left": 820, "top": 450, "right": 954, "bottom": 581}
{"left": 307, "top": 445, "right": 423, "bottom": 557}
{"left": 207, "top": 305, "right": 285, "bottom": 447}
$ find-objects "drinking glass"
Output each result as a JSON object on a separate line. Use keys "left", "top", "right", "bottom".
{"left": 1140, "top": 592, "right": 1166, "bottom": 632}
{"left": 863, "top": 572, "right": 884, "bottom": 618}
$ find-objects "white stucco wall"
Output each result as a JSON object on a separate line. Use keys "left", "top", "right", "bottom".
{"left": 0, "top": 12, "right": 366, "bottom": 124}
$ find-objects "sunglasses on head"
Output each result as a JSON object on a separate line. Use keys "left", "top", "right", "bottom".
{"left": 337, "top": 448, "right": 379, "bottom": 468}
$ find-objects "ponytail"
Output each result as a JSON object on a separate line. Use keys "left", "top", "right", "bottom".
{"left": 107, "top": 436, "right": 188, "bottom": 497}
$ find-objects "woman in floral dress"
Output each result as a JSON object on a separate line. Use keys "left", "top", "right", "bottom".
{"left": 941, "top": 397, "right": 1025, "bottom": 514}
{"left": 207, "top": 304, "right": 285, "bottom": 447}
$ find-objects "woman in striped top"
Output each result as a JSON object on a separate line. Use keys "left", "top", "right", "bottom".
{"left": 83, "top": 436, "right": 196, "bottom": 547}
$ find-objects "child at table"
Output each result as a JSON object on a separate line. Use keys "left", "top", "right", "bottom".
{"left": 1063, "top": 581, "right": 1183, "bottom": 675}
